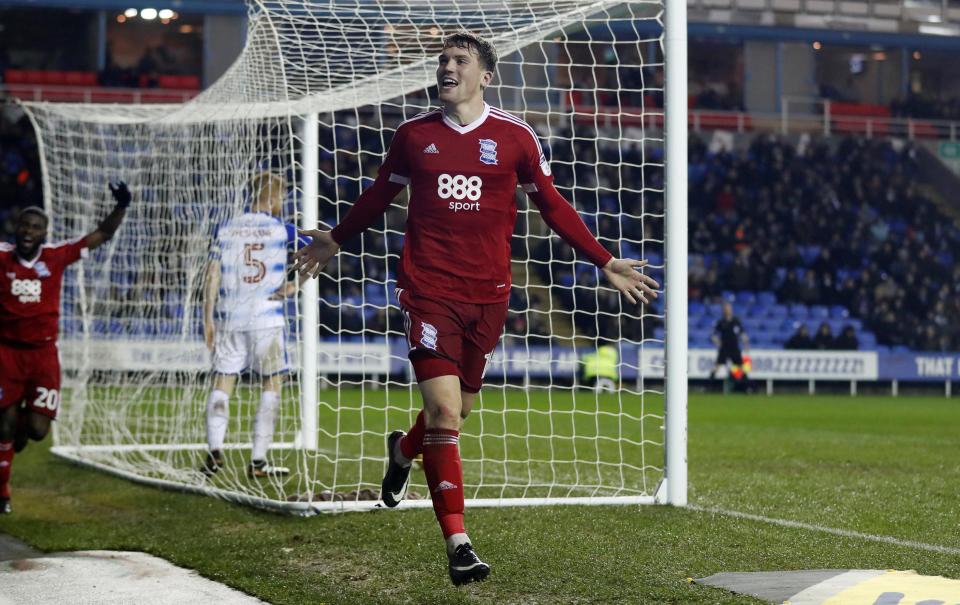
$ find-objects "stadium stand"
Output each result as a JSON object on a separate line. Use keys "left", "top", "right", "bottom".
{"left": 3, "top": 98, "right": 959, "bottom": 352}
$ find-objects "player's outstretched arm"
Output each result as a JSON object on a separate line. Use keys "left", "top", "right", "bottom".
{"left": 291, "top": 229, "right": 340, "bottom": 279}
{"left": 85, "top": 181, "right": 131, "bottom": 250}
{"left": 601, "top": 258, "right": 660, "bottom": 305}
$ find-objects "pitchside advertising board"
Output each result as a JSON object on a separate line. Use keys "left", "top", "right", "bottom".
{"left": 59, "top": 340, "right": 960, "bottom": 382}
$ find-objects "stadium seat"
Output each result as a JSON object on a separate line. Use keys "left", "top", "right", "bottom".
{"left": 810, "top": 305, "right": 830, "bottom": 319}
{"left": 735, "top": 291, "right": 756, "bottom": 306}
{"left": 789, "top": 304, "right": 809, "bottom": 319}
{"left": 829, "top": 305, "right": 850, "bottom": 319}
{"left": 757, "top": 291, "right": 777, "bottom": 306}
{"left": 768, "top": 304, "right": 788, "bottom": 318}
{"left": 696, "top": 315, "right": 715, "bottom": 329}
{"left": 3, "top": 69, "right": 28, "bottom": 83}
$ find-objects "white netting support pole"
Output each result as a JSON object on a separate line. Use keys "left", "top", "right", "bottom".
{"left": 664, "top": 0, "right": 689, "bottom": 507}
{"left": 299, "top": 112, "right": 319, "bottom": 451}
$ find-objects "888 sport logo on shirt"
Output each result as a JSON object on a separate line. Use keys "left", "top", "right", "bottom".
{"left": 11, "top": 278, "right": 41, "bottom": 303}
{"left": 437, "top": 173, "right": 483, "bottom": 212}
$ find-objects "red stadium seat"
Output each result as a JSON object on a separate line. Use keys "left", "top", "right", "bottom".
{"left": 64, "top": 71, "right": 97, "bottom": 86}
{"left": 42, "top": 71, "right": 68, "bottom": 86}
{"left": 3, "top": 69, "right": 27, "bottom": 84}
{"left": 21, "top": 70, "right": 47, "bottom": 84}
{"left": 178, "top": 75, "right": 201, "bottom": 89}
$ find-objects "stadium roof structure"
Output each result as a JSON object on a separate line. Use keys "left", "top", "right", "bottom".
{"left": 0, "top": 0, "right": 247, "bottom": 14}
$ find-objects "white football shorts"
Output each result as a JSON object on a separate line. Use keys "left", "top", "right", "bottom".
{"left": 212, "top": 327, "right": 289, "bottom": 376}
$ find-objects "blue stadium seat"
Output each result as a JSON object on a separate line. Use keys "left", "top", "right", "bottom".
{"left": 653, "top": 327, "right": 665, "bottom": 340}
{"left": 830, "top": 305, "right": 850, "bottom": 319}
{"left": 688, "top": 301, "right": 705, "bottom": 316}
{"left": 760, "top": 318, "right": 783, "bottom": 332}
{"left": 697, "top": 315, "right": 716, "bottom": 329}
{"left": 747, "top": 303, "right": 767, "bottom": 318}
{"left": 757, "top": 291, "right": 777, "bottom": 306}
{"left": 789, "top": 304, "right": 809, "bottom": 319}
{"left": 810, "top": 305, "right": 830, "bottom": 319}
{"left": 735, "top": 291, "right": 756, "bottom": 306}
{"left": 768, "top": 304, "right": 788, "bottom": 318}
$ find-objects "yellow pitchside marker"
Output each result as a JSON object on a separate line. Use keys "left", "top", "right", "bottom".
{"left": 818, "top": 570, "right": 960, "bottom": 605}
{"left": 696, "top": 569, "right": 960, "bottom": 604}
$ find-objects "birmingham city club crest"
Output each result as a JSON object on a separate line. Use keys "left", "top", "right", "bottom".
{"left": 478, "top": 138, "right": 498, "bottom": 165}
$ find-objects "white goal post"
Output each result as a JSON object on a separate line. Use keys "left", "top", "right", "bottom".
{"left": 23, "top": 0, "right": 687, "bottom": 513}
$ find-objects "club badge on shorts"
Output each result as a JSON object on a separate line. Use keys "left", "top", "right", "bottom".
{"left": 479, "top": 139, "right": 498, "bottom": 165}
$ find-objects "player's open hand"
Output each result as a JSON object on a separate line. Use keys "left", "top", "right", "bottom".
{"left": 601, "top": 258, "right": 659, "bottom": 305}
{"left": 291, "top": 229, "right": 340, "bottom": 279}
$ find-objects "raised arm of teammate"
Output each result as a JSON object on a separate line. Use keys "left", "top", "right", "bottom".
{"left": 85, "top": 181, "right": 132, "bottom": 250}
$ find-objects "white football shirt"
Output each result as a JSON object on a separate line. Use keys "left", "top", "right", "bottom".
{"left": 210, "top": 212, "right": 298, "bottom": 331}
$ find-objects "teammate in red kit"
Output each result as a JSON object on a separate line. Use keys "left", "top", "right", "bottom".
{"left": 292, "top": 32, "right": 658, "bottom": 585}
{"left": 0, "top": 182, "right": 132, "bottom": 514}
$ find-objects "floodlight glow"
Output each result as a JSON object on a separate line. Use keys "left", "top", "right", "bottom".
{"left": 159, "top": 9, "right": 174, "bottom": 19}
{"left": 124, "top": 8, "right": 138, "bottom": 17}
{"left": 140, "top": 8, "right": 158, "bottom": 20}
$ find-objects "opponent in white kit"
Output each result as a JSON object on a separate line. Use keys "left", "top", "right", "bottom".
{"left": 201, "top": 171, "right": 307, "bottom": 479}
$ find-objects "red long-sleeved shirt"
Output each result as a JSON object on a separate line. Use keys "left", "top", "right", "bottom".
{"left": 331, "top": 104, "right": 612, "bottom": 304}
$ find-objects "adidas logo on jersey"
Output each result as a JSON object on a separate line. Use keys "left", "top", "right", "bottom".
{"left": 423, "top": 143, "right": 439, "bottom": 154}
{"left": 434, "top": 480, "right": 458, "bottom": 493}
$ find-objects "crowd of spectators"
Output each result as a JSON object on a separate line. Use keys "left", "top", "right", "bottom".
{"left": 784, "top": 323, "right": 859, "bottom": 350}
{"left": 0, "top": 98, "right": 42, "bottom": 239}
{"left": 689, "top": 133, "right": 960, "bottom": 351}
{"left": 890, "top": 93, "right": 960, "bottom": 122}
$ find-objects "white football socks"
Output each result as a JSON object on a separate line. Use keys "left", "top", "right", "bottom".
{"left": 393, "top": 436, "right": 412, "bottom": 468}
{"left": 446, "top": 532, "right": 470, "bottom": 555}
{"left": 252, "top": 390, "right": 280, "bottom": 461}
{"left": 205, "top": 389, "right": 230, "bottom": 452}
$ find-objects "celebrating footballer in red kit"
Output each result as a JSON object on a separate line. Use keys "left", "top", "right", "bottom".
{"left": 0, "top": 182, "right": 132, "bottom": 515}
{"left": 293, "top": 31, "right": 658, "bottom": 585}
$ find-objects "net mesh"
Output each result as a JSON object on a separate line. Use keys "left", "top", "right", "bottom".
{"left": 24, "top": 0, "right": 668, "bottom": 512}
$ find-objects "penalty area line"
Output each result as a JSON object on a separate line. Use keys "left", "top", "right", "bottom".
{"left": 688, "top": 504, "right": 960, "bottom": 556}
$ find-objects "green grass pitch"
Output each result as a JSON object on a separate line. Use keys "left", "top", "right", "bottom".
{"left": 1, "top": 393, "right": 958, "bottom": 604}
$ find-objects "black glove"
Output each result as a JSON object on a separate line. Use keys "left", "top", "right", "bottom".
{"left": 109, "top": 181, "right": 132, "bottom": 209}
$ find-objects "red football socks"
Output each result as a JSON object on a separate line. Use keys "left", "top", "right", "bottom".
{"left": 0, "top": 440, "right": 14, "bottom": 499}
{"left": 398, "top": 410, "right": 426, "bottom": 461}
{"left": 422, "top": 428, "right": 465, "bottom": 538}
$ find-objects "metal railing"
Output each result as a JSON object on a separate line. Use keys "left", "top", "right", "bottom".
{"left": 1, "top": 83, "right": 198, "bottom": 104}
{"left": 780, "top": 96, "right": 960, "bottom": 140}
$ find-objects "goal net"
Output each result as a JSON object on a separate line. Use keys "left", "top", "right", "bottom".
{"left": 22, "top": 0, "right": 687, "bottom": 513}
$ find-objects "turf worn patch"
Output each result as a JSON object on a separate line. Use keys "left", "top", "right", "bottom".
{"left": 696, "top": 569, "right": 960, "bottom": 604}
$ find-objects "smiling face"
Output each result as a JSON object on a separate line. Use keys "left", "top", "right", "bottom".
{"left": 15, "top": 210, "right": 48, "bottom": 260}
{"left": 436, "top": 43, "right": 493, "bottom": 107}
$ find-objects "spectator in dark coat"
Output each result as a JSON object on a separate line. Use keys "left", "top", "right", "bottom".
{"left": 834, "top": 326, "right": 859, "bottom": 350}
{"left": 813, "top": 322, "right": 835, "bottom": 350}
{"left": 784, "top": 324, "right": 814, "bottom": 350}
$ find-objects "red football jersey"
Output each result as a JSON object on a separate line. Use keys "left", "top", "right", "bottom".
{"left": 0, "top": 238, "right": 87, "bottom": 346}
{"left": 332, "top": 104, "right": 612, "bottom": 304}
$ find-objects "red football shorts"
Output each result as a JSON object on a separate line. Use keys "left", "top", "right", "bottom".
{"left": 0, "top": 341, "right": 63, "bottom": 419}
{"left": 397, "top": 288, "right": 507, "bottom": 393}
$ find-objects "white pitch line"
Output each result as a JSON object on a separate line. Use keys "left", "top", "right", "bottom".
{"left": 689, "top": 504, "right": 960, "bottom": 556}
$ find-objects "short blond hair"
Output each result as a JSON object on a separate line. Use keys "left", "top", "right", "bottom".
{"left": 250, "top": 171, "right": 285, "bottom": 205}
